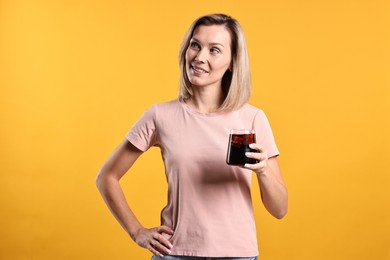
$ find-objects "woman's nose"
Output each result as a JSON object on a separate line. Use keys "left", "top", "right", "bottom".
{"left": 195, "top": 49, "right": 207, "bottom": 63}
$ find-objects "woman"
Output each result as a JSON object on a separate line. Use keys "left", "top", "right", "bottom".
{"left": 96, "top": 14, "right": 288, "bottom": 260}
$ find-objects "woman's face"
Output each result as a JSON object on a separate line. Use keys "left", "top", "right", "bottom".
{"left": 185, "top": 25, "right": 232, "bottom": 90}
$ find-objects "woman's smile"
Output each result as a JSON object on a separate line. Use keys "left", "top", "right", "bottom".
{"left": 191, "top": 64, "right": 209, "bottom": 74}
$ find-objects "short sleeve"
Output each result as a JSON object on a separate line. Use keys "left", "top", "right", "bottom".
{"left": 253, "top": 110, "right": 279, "bottom": 158}
{"left": 126, "top": 105, "right": 158, "bottom": 151}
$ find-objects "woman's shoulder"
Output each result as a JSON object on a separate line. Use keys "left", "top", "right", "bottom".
{"left": 234, "top": 103, "right": 272, "bottom": 125}
{"left": 144, "top": 99, "right": 182, "bottom": 118}
{"left": 152, "top": 99, "right": 181, "bottom": 110}
{"left": 239, "top": 103, "right": 265, "bottom": 115}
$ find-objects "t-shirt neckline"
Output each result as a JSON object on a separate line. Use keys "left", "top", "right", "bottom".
{"left": 178, "top": 99, "right": 226, "bottom": 117}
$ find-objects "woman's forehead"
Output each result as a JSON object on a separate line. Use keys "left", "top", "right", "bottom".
{"left": 192, "top": 25, "right": 231, "bottom": 46}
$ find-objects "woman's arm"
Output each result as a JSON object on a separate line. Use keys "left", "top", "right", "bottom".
{"left": 245, "top": 144, "right": 288, "bottom": 219}
{"left": 96, "top": 139, "right": 174, "bottom": 257}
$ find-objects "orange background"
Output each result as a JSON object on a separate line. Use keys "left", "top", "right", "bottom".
{"left": 1, "top": 0, "right": 389, "bottom": 259}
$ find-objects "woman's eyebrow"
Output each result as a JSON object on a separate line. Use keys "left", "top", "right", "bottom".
{"left": 191, "top": 37, "right": 225, "bottom": 47}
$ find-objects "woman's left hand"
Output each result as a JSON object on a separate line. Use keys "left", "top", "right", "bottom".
{"left": 243, "top": 143, "right": 288, "bottom": 219}
{"left": 244, "top": 143, "right": 268, "bottom": 175}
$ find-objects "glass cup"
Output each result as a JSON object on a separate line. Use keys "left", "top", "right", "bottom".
{"left": 226, "top": 129, "right": 257, "bottom": 166}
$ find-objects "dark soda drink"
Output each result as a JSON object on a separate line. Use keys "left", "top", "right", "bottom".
{"left": 226, "top": 130, "right": 257, "bottom": 166}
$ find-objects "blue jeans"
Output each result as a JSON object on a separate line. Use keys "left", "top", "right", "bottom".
{"left": 151, "top": 256, "right": 258, "bottom": 260}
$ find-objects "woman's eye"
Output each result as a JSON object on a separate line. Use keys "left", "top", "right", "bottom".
{"left": 210, "top": 47, "right": 220, "bottom": 54}
{"left": 190, "top": 42, "right": 200, "bottom": 49}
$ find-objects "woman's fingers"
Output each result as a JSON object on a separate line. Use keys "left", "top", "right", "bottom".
{"left": 149, "top": 236, "right": 172, "bottom": 257}
{"left": 249, "top": 143, "right": 266, "bottom": 153}
{"left": 155, "top": 226, "right": 174, "bottom": 254}
{"left": 245, "top": 144, "right": 267, "bottom": 161}
{"left": 244, "top": 143, "right": 268, "bottom": 173}
{"left": 135, "top": 226, "right": 174, "bottom": 257}
{"left": 245, "top": 151, "right": 267, "bottom": 161}
{"left": 148, "top": 242, "right": 164, "bottom": 258}
{"left": 152, "top": 232, "right": 173, "bottom": 250}
{"left": 158, "top": 225, "right": 175, "bottom": 235}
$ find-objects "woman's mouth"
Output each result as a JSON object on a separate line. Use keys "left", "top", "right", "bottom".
{"left": 192, "top": 65, "right": 209, "bottom": 74}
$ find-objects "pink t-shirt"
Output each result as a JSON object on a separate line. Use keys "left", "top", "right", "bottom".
{"left": 126, "top": 99, "right": 279, "bottom": 257}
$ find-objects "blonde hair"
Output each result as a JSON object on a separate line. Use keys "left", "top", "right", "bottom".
{"left": 178, "top": 14, "right": 251, "bottom": 111}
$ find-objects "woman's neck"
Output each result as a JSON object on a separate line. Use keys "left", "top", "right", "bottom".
{"left": 186, "top": 86, "right": 224, "bottom": 113}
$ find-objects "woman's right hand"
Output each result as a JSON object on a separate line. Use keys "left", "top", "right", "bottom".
{"left": 97, "top": 141, "right": 173, "bottom": 257}
{"left": 133, "top": 225, "right": 174, "bottom": 257}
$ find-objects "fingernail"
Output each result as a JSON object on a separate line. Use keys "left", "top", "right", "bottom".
{"left": 249, "top": 143, "right": 255, "bottom": 148}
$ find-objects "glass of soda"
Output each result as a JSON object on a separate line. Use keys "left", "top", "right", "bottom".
{"left": 226, "top": 129, "right": 257, "bottom": 166}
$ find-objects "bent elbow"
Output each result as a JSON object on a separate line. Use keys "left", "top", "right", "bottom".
{"left": 95, "top": 170, "right": 105, "bottom": 191}
{"left": 274, "top": 207, "right": 288, "bottom": 220}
